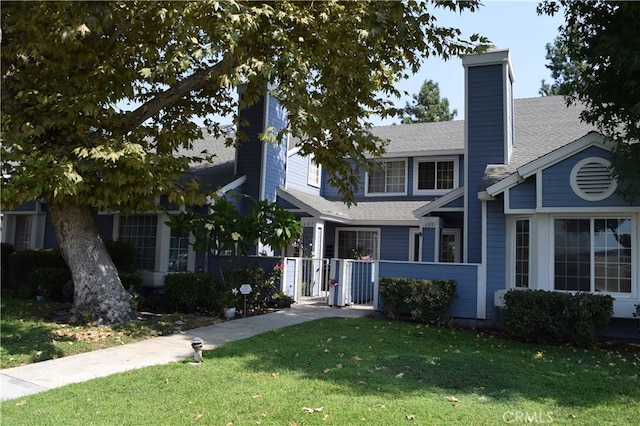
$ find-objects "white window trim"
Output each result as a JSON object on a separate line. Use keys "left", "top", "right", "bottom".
{"left": 413, "top": 156, "right": 459, "bottom": 196}
{"left": 335, "top": 227, "right": 381, "bottom": 260}
{"left": 364, "top": 159, "right": 408, "bottom": 197}
{"left": 307, "top": 155, "right": 322, "bottom": 188}
{"left": 506, "top": 216, "right": 533, "bottom": 290}
{"left": 549, "top": 214, "right": 636, "bottom": 298}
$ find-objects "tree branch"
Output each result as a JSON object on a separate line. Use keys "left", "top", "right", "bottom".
{"left": 121, "top": 55, "right": 236, "bottom": 133}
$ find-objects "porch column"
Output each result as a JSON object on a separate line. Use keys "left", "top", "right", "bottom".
{"left": 420, "top": 217, "right": 442, "bottom": 262}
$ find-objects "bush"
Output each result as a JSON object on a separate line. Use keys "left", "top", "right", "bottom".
{"left": 1, "top": 241, "right": 14, "bottom": 277}
{"left": 25, "top": 267, "right": 72, "bottom": 301}
{"left": 120, "top": 272, "right": 144, "bottom": 295}
{"left": 8, "top": 249, "right": 67, "bottom": 295}
{"left": 501, "top": 289, "right": 614, "bottom": 347}
{"left": 163, "top": 273, "right": 215, "bottom": 312}
{"left": 223, "top": 267, "right": 274, "bottom": 315}
{"left": 104, "top": 240, "right": 136, "bottom": 273}
{"left": 379, "top": 277, "right": 457, "bottom": 324}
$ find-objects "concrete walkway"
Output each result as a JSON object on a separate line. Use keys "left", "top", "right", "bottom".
{"left": 1, "top": 303, "right": 371, "bottom": 401}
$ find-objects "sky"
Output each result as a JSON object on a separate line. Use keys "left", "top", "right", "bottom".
{"left": 373, "top": 0, "right": 565, "bottom": 126}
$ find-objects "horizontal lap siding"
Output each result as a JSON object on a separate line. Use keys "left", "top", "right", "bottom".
{"left": 508, "top": 176, "right": 536, "bottom": 210}
{"left": 286, "top": 152, "right": 321, "bottom": 195}
{"left": 263, "top": 95, "right": 288, "bottom": 203}
{"left": 378, "top": 261, "right": 479, "bottom": 318}
{"left": 467, "top": 64, "right": 505, "bottom": 263}
{"left": 485, "top": 198, "right": 506, "bottom": 320}
{"left": 542, "top": 146, "right": 627, "bottom": 208}
{"left": 380, "top": 227, "right": 411, "bottom": 261}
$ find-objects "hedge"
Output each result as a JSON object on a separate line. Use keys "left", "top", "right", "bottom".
{"left": 378, "top": 277, "right": 457, "bottom": 324}
{"left": 501, "top": 289, "right": 614, "bottom": 347}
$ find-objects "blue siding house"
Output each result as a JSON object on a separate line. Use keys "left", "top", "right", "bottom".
{"left": 3, "top": 48, "right": 639, "bottom": 320}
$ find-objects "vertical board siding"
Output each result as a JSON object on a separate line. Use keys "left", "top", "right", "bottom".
{"left": 378, "top": 261, "right": 479, "bottom": 318}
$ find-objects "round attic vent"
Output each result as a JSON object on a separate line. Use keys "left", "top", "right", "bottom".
{"left": 570, "top": 157, "right": 617, "bottom": 201}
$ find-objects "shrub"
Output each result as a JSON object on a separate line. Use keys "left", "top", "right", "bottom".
{"left": 8, "top": 249, "right": 67, "bottom": 295}
{"left": 120, "top": 272, "right": 144, "bottom": 294}
{"left": 501, "top": 289, "right": 614, "bottom": 347}
{"left": 25, "top": 267, "right": 72, "bottom": 301}
{"left": 223, "top": 267, "right": 273, "bottom": 315}
{"left": 1, "top": 241, "right": 14, "bottom": 276}
{"left": 379, "top": 277, "right": 457, "bottom": 324}
{"left": 163, "top": 273, "right": 215, "bottom": 312}
{"left": 104, "top": 240, "right": 136, "bottom": 273}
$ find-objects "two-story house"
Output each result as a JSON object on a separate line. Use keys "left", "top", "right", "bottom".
{"left": 3, "top": 47, "right": 638, "bottom": 321}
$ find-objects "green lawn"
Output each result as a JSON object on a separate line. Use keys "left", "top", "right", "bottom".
{"left": 0, "top": 298, "right": 220, "bottom": 369}
{"left": 2, "top": 317, "right": 638, "bottom": 425}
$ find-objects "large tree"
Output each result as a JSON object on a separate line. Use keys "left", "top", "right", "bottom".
{"left": 538, "top": 35, "right": 586, "bottom": 97}
{"left": 402, "top": 79, "right": 457, "bottom": 123}
{"left": 1, "top": 1, "right": 487, "bottom": 324}
{"left": 537, "top": 1, "right": 640, "bottom": 202}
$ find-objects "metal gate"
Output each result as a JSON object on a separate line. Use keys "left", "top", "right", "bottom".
{"left": 283, "top": 258, "right": 331, "bottom": 304}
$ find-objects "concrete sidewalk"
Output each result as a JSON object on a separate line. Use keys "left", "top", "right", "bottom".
{"left": 1, "top": 303, "right": 371, "bottom": 401}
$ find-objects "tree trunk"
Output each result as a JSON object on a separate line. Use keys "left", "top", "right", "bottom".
{"left": 48, "top": 202, "right": 136, "bottom": 325}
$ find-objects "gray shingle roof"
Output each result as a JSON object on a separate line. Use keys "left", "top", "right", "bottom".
{"left": 479, "top": 96, "right": 596, "bottom": 190}
{"left": 278, "top": 188, "right": 425, "bottom": 224}
{"left": 370, "top": 120, "right": 465, "bottom": 154}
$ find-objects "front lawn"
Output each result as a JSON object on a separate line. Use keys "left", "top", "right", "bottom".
{"left": 2, "top": 317, "right": 638, "bottom": 425}
{"left": 0, "top": 298, "right": 220, "bottom": 369}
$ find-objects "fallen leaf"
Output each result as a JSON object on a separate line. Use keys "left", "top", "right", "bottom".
{"left": 352, "top": 356, "right": 362, "bottom": 361}
{"left": 336, "top": 363, "right": 343, "bottom": 368}
{"left": 165, "top": 378, "right": 169, "bottom": 384}
{"left": 375, "top": 366, "right": 387, "bottom": 370}
{"left": 15, "top": 400, "right": 26, "bottom": 406}
{"left": 326, "top": 337, "right": 332, "bottom": 342}
{"left": 568, "top": 414, "right": 577, "bottom": 419}
{"left": 252, "top": 394, "right": 262, "bottom": 399}
{"left": 323, "top": 368, "right": 330, "bottom": 373}
{"left": 395, "top": 373, "right": 404, "bottom": 378}
{"left": 406, "top": 414, "right": 416, "bottom": 420}
{"left": 322, "top": 414, "right": 329, "bottom": 420}
{"left": 444, "top": 396, "right": 458, "bottom": 403}
{"left": 376, "top": 404, "right": 386, "bottom": 409}
{"left": 271, "top": 372, "right": 280, "bottom": 377}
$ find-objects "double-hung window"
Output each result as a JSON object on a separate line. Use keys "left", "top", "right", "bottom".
{"left": 366, "top": 160, "right": 406, "bottom": 195}
{"left": 307, "top": 156, "right": 321, "bottom": 188}
{"left": 414, "top": 158, "right": 457, "bottom": 194}
{"left": 554, "top": 218, "right": 633, "bottom": 294}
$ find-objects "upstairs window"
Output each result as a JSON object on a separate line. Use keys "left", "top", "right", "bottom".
{"left": 307, "top": 156, "right": 322, "bottom": 188}
{"left": 414, "top": 158, "right": 457, "bottom": 194}
{"left": 366, "top": 160, "right": 406, "bottom": 195}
